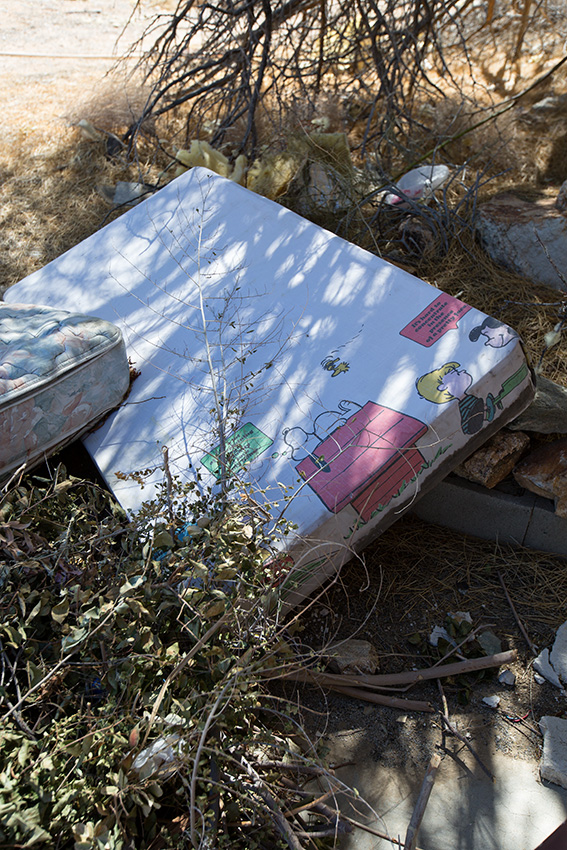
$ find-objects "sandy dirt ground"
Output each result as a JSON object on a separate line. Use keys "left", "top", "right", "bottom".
{"left": 0, "top": 0, "right": 168, "bottom": 142}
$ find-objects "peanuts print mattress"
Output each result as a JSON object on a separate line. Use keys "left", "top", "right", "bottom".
{"left": 5, "top": 168, "right": 535, "bottom": 608}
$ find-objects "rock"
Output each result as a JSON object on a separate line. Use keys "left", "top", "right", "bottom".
{"left": 513, "top": 437, "right": 567, "bottom": 517}
{"left": 113, "top": 181, "right": 152, "bottom": 206}
{"left": 556, "top": 180, "right": 567, "bottom": 212}
{"left": 429, "top": 625, "right": 452, "bottom": 647}
{"left": 98, "top": 181, "right": 152, "bottom": 207}
{"left": 477, "top": 630, "right": 502, "bottom": 656}
{"left": 324, "top": 639, "right": 380, "bottom": 675}
{"left": 533, "top": 648, "right": 562, "bottom": 689}
{"left": 483, "top": 695, "right": 500, "bottom": 708}
{"left": 498, "top": 669, "right": 516, "bottom": 686}
{"left": 508, "top": 375, "right": 567, "bottom": 434}
{"left": 477, "top": 193, "right": 567, "bottom": 291}
{"left": 550, "top": 620, "right": 567, "bottom": 686}
{"left": 534, "top": 673, "right": 546, "bottom": 685}
{"left": 454, "top": 429, "right": 530, "bottom": 489}
{"left": 540, "top": 716, "right": 567, "bottom": 789}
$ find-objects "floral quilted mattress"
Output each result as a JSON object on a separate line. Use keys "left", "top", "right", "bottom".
{"left": 0, "top": 303, "right": 130, "bottom": 480}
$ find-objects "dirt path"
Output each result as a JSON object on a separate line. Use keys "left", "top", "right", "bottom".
{"left": 0, "top": 0, "right": 167, "bottom": 142}
{"left": 0, "top": 0, "right": 173, "bottom": 293}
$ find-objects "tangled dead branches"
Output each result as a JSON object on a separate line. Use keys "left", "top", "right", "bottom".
{"left": 128, "top": 0, "right": 474, "bottom": 158}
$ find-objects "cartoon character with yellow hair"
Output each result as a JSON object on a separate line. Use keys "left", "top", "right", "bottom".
{"left": 416, "top": 362, "right": 495, "bottom": 435}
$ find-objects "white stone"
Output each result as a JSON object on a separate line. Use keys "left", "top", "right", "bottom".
{"left": 550, "top": 620, "right": 567, "bottom": 686}
{"left": 483, "top": 695, "right": 501, "bottom": 708}
{"left": 113, "top": 181, "right": 152, "bottom": 207}
{"left": 534, "top": 648, "right": 562, "bottom": 689}
{"left": 498, "top": 669, "right": 516, "bottom": 686}
{"left": 540, "top": 716, "right": 567, "bottom": 789}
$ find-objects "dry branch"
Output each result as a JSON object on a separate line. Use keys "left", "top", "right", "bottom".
{"left": 276, "top": 649, "right": 517, "bottom": 692}
{"left": 326, "top": 685, "right": 433, "bottom": 712}
{"left": 128, "top": 0, "right": 474, "bottom": 156}
{"left": 403, "top": 753, "right": 442, "bottom": 850}
{"left": 439, "top": 712, "right": 494, "bottom": 781}
{"left": 498, "top": 572, "right": 538, "bottom": 656}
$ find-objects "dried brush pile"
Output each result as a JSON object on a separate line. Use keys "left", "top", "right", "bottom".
{"left": 0, "top": 465, "right": 361, "bottom": 849}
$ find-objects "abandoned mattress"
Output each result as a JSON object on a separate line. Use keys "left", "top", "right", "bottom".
{"left": 5, "top": 168, "right": 535, "bottom": 608}
{"left": 0, "top": 303, "right": 130, "bottom": 480}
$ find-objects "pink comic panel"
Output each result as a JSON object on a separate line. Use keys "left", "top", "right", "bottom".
{"left": 400, "top": 293, "right": 471, "bottom": 347}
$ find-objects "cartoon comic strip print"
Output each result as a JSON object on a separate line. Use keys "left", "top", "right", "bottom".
{"left": 400, "top": 292, "right": 519, "bottom": 350}
{"left": 400, "top": 293, "right": 471, "bottom": 347}
{"left": 469, "top": 317, "right": 519, "bottom": 348}
{"left": 416, "top": 361, "right": 530, "bottom": 435}
{"left": 291, "top": 401, "right": 429, "bottom": 522}
{"left": 201, "top": 421, "right": 273, "bottom": 478}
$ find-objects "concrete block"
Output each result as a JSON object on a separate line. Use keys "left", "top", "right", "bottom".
{"left": 410, "top": 476, "right": 535, "bottom": 547}
{"left": 523, "top": 496, "right": 567, "bottom": 556}
{"left": 540, "top": 716, "right": 567, "bottom": 789}
{"left": 411, "top": 475, "right": 567, "bottom": 558}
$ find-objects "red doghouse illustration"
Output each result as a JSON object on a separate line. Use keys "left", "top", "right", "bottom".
{"left": 296, "top": 402, "right": 427, "bottom": 521}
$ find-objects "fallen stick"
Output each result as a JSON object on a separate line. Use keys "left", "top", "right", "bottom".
{"left": 278, "top": 649, "right": 517, "bottom": 690}
{"left": 403, "top": 753, "right": 442, "bottom": 850}
{"left": 241, "top": 755, "right": 306, "bottom": 850}
{"left": 498, "top": 572, "right": 538, "bottom": 656}
{"left": 439, "top": 713, "right": 494, "bottom": 781}
{"left": 328, "top": 685, "right": 433, "bottom": 713}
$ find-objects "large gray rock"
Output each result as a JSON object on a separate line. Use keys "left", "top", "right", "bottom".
{"left": 550, "top": 621, "right": 567, "bottom": 686}
{"left": 477, "top": 193, "right": 567, "bottom": 291}
{"left": 540, "top": 716, "right": 567, "bottom": 789}
{"left": 508, "top": 375, "right": 567, "bottom": 434}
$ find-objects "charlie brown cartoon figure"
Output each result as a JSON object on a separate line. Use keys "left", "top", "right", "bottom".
{"left": 416, "top": 362, "right": 495, "bottom": 435}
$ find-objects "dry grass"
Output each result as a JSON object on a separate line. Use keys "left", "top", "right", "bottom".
{"left": 0, "top": 68, "right": 167, "bottom": 294}
{"left": 420, "top": 236, "right": 567, "bottom": 384}
{"left": 322, "top": 514, "right": 567, "bottom": 660}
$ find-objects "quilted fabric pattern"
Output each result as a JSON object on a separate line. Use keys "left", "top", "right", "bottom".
{"left": 0, "top": 303, "right": 123, "bottom": 403}
{"left": 0, "top": 302, "right": 130, "bottom": 478}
